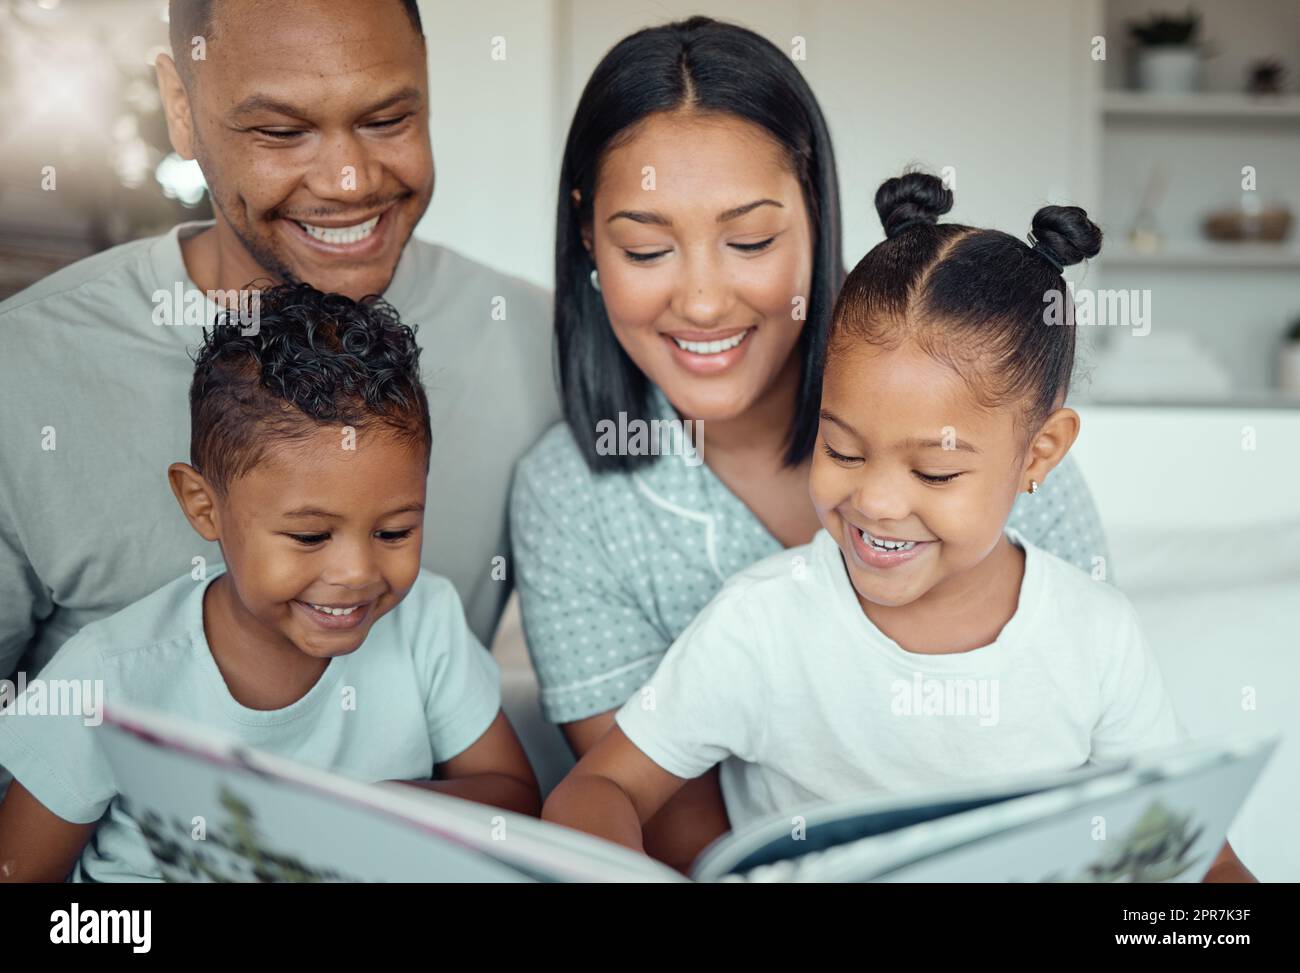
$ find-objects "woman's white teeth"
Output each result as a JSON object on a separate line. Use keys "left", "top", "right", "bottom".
{"left": 672, "top": 329, "right": 750, "bottom": 355}
{"left": 297, "top": 216, "right": 380, "bottom": 245}
{"left": 862, "top": 530, "right": 917, "bottom": 552}
{"left": 309, "top": 603, "right": 359, "bottom": 616}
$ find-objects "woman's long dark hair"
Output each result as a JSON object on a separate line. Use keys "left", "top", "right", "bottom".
{"left": 555, "top": 15, "right": 843, "bottom": 473}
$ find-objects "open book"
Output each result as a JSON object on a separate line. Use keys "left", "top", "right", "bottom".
{"left": 100, "top": 705, "right": 1275, "bottom": 883}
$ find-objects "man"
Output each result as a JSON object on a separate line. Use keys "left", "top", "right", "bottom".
{"left": 0, "top": 0, "right": 556, "bottom": 700}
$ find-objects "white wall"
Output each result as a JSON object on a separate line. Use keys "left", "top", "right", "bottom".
{"left": 414, "top": 0, "right": 562, "bottom": 289}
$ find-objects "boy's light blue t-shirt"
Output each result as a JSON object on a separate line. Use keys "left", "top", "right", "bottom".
{"left": 0, "top": 565, "right": 501, "bottom": 882}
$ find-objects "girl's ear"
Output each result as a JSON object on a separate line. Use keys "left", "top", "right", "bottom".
{"left": 1021, "top": 407, "right": 1080, "bottom": 493}
{"left": 168, "top": 462, "right": 222, "bottom": 542}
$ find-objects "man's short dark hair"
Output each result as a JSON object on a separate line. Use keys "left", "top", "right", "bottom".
{"left": 169, "top": 0, "right": 424, "bottom": 79}
{"left": 189, "top": 283, "right": 432, "bottom": 495}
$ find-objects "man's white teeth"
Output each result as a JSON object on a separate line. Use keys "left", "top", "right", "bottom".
{"left": 862, "top": 530, "right": 917, "bottom": 552}
{"left": 297, "top": 216, "right": 380, "bottom": 245}
{"left": 309, "top": 603, "right": 359, "bottom": 616}
{"left": 672, "top": 329, "right": 750, "bottom": 355}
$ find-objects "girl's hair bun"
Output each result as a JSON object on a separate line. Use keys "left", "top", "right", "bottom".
{"left": 1029, "top": 205, "right": 1102, "bottom": 268}
{"left": 875, "top": 171, "right": 954, "bottom": 239}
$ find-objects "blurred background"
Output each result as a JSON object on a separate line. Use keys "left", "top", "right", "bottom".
{"left": 2, "top": 0, "right": 1299, "bottom": 877}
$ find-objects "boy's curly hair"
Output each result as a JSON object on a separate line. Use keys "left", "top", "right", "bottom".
{"left": 188, "top": 282, "right": 431, "bottom": 495}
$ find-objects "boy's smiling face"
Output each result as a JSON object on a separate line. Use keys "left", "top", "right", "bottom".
{"left": 809, "top": 339, "right": 1030, "bottom": 610}
{"left": 178, "top": 425, "right": 428, "bottom": 662}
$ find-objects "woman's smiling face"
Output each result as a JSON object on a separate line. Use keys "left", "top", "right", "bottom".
{"left": 585, "top": 110, "right": 814, "bottom": 422}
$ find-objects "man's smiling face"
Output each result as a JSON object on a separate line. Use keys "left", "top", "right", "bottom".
{"left": 165, "top": 0, "right": 433, "bottom": 300}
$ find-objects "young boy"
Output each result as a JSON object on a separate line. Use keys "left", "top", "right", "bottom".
{"left": 0, "top": 283, "right": 538, "bottom": 882}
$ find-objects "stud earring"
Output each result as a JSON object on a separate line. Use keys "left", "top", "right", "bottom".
{"left": 1029, "top": 480, "right": 1039, "bottom": 495}
{"left": 590, "top": 268, "right": 601, "bottom": 292}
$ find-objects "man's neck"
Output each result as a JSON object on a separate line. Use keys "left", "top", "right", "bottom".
{"left": 179, "top": 221, "right": 271, "bottom": 295}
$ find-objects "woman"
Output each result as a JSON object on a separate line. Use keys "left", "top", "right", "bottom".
{"left": 511, "top": 16, "right": 1108, "bottom": 870}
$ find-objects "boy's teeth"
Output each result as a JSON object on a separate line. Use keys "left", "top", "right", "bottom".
{"left": 861, "top": 530, "right": 917, "bottom": 552}
{"left": 297, "top": 216, "right": 380, "bottom": 245}
{"left": 672, "top": 329, "right": 750, "bottom": 355}
{"left": 309, "top": 603, "right": 359, "bottom": 616}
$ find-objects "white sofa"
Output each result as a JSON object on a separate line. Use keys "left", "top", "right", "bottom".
{"left": 494, "top": 403, "right": 1300, "bottom": 881}
{"left": 1071, "top": 405, "right": 1299, "bottom": 883}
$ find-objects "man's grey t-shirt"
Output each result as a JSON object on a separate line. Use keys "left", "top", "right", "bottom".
{"left": 0, "top": 220, "right": 558, "bottom": 682}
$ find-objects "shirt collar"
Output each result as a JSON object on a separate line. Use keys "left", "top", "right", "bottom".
{"left": 631, "top": 385, "right": 706, "bottom": 493}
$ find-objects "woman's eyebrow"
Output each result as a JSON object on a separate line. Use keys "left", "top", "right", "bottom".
{"left": 607, "top": 210, "right": 670, "bottom": 226}
{"left": 716, "top": 198, "right": 782, "bottom": 222}
{"left": 606, "top": 198, "right": 783, "bottom": 227}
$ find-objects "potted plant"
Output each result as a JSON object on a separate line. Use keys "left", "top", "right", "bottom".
{"left": 1129, "top": 9, "right": 1204, "bottom": 94}
{"left": 1246, "top": 58, "right": 1290, "bottom": 96}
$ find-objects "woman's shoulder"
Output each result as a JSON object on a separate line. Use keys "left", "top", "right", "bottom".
{"left": 514, "top": 420, "right": 642, "bottom": 511}
{"left": 517, "top": 421, "right": 587, "bottom": 478}
{"left": 514, "top": 422, "right": 590, "bottom": 508}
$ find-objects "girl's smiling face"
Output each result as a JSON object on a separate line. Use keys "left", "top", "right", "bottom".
{"left": 585, "top": 110, "right": 814, "bottom": 422}
{"left": 810, "top": 339, "right": 1035, "bottom": 610}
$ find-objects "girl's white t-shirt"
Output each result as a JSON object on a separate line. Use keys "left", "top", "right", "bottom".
{"left": 616, "top": 529, "right": 1186, "bottom": 831}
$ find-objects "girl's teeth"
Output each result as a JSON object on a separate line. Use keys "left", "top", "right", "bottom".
{"left": 672, "top": 329, "right": 750, "bottom": 355}
{"left": 861, "top": 530, "right": 917, "bottom": 552}
{"left": 309, "top": 603, "right": 359, "bottom": 616}
{"left": 297, "top": 216, "right": 380, "bottom": 245}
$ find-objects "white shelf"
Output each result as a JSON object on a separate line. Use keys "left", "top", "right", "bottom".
{"left": 1075, "top": 392, "right": 1300, "bottom": 410}
{"left": 1102, "top": 241, "right": 1300, "bottom": 269}
{"left": 1102, "top": 91, "right": 1300, "bottom": 120}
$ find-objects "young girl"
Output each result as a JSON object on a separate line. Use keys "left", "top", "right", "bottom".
{"left": 541, "top": 172, "right": 1252, "bottom": 882}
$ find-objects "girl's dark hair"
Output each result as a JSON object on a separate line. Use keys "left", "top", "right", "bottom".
{"left": 556, "top": 15, "right": 843, "bottom": 472}
{"left": 830, "top": 171, "right": 1102, "bottom": 430}
{"left": 189, "top": 282, "right": 431, "bottom": 495}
